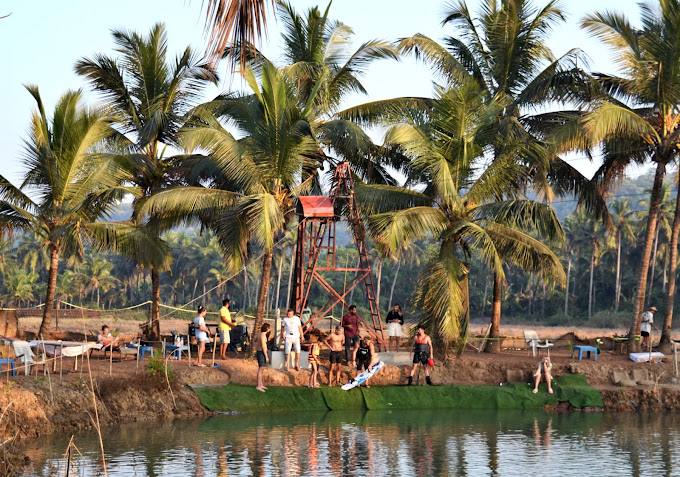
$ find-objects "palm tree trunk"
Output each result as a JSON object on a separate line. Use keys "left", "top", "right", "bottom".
{"left": 588, "top": 248, "right": 595, "bottom": 319}
{"left": 630, "top": 161, "right": 666, "bottom": 351}
{"left": 275, "top": 253, "right": 284, "bottom": 311}
{"left": 485, "top": 273, "right": 502, "bottom": 354}
{"left": 149, "top": 268, "right": 161, "bottom": 341}
{"left": 243, "top": 266, "right": 249, "bottom": 310}
{"left": 481, "top": 273, "right": 489, "bottom": 317}
{"left": 615, "top": 231, "right": 622, "bottom": 312}
{"left": 646, "top": 221, "right": 661, "bottom": 306}
{"left": 38, "top": 246, "right": 59, "bottom": 337}
{"left": 541, "top": 279, "right": 546, "bottom": 320}
{"left": 254, "top": 250, "right": 273, "bottom": 343}
{"left": 663, "top": 245, "right": 669, "bottom": 293}
{"left": 375, "top": 259, "right": 383, "bottom": 311}
{"left": 564, "top": 255, "right": 571, "bottom": 315}
{"left": 286, "top": 250, "right": 294, "bottom": 309}
{"left": 388, "top": 259, "right": 401, "bottom": 309}
{"left": 660, "top": 185, "right": 680, "bottom": 353}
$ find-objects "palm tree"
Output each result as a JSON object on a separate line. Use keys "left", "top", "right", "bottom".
{"left": 239, "top": 1, "right": 401, "bottom": 183}
{"left": 580, "top": 1, "right": 680, "bottom": 350}
{"left": 609, "top": 199, "right": 636, "bottom": 311}
{"left": 0, "top": 87, "right": 158, "bottom": 336}
{"left": 204, "top": 0, "right": 274, "bottom": 69}
{"left": 81, "top": 255, "right": 120, "bottom": 307}
{"left": 75, "top": 24, "right": 216, "bottom": 340}
{"left": 142, "top": 60, "right": 320, "bottom": 336}
{"left": 361, "top": 81, "right": 565, "bottom": 352}
{"left": 661, "top": 179, "right": 680, "bottom": 351}
{"left": 395, "top": 0, "right": 596, "bottom": 200}
{"left": 2, "top": 269, "right": 38, "bottom": 308}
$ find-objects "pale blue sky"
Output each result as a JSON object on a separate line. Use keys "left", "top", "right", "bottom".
{"left": 0, "top": 0, "right": 645, "bottom": 185}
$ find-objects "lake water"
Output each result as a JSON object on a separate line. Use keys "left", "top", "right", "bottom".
{"left": 18, "top": 410, "right": 680, "bottom": 476}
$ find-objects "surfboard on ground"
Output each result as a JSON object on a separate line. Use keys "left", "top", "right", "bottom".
{"left": 342, "top": 361, "right": 384, "bottom": 390}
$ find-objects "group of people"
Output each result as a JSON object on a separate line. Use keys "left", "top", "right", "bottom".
{"left": 246, "top": 304, "right": 437, "bottom": 391}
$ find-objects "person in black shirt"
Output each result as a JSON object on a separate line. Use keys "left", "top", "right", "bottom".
{"left": 386, "top": 304, "right": 404, "bottom": 351}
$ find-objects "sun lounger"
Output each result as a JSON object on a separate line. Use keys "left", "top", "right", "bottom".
{"left": 629, "top": 352, "right": 665, "bottom": 363}
{"left": 612, "top": 370, "right": 637, "bottom": 387}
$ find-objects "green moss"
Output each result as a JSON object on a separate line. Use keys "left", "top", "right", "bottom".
{"left": 192, "top": 376, "right": 603, "bottom": 412}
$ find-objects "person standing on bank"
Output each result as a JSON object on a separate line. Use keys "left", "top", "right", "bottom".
{"left": 324, "top": 325, "right": 345, "bottom": 387}
{"left": 255, "top": 323, "right": 270, "bottom": 392}
{"left": 193, "top": 306, "right": 211, "bottom": 367}
{"left": 218, "top": 299, "right": 237, "bottom": 360}
{"left": 386, "top": 304, "right": 404, "bottom": 351}
{"left": 341, "top": 305, "right": 361, "bottom": 362}
{"left": 641, "top": 306, "right": 659, "bottom": 352}
{"left": 281, "top": 308, "right": 303, "bottom": 371}
{"left": 408, "top": 325, "right": 434, "bottom": 385}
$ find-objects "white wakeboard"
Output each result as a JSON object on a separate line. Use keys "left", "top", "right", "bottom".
{"left": 342, "top": 360, "right": 384, "bottom": 390}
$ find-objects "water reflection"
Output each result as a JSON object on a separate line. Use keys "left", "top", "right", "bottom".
{"left": 18, "top": 410, "right": 680, "bottom": 476}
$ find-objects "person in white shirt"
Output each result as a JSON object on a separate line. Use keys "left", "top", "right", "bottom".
{"left": 193, "top": 306, "right": 211, "bottom": 367}
{"left": 641, "top": 306, "right": 659, "bottom": 352}
{"left": 281, "top": 308, "right": 303, "bottom": 371}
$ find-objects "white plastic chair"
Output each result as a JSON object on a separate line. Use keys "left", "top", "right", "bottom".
{"left": 12, "top": 340, "right": 47, "bottom": 375}
{"left": 524, "top": 330, "right": 553, "bottom": 357}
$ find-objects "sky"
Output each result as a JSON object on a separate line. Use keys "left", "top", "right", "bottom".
{"left": 0, "top": 0, "right": 649, "bottom": 186}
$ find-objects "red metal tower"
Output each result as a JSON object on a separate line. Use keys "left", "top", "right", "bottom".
{"left": 292, "top": 162, "right": 385, "bottom": 349}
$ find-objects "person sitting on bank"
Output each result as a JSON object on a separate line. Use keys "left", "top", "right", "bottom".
{"left": 386, "top": 304, "right": 404, "bottom": 351}
{"left": 218, "top": 298, "right": 237, "bottom": 359}
{"left": 324, "top": 325, "right": 345, "bottom": 387}
{"left": 255, "top": 323, "right": 270, "bottom": 392}
{"left": 641, "top": 306, "right": 659, "bottom": 352}
{"left": 352, "top": 335, "right": 378, "bottom": 388}
{"left": 97, "top": 325, "right": 120, "bottom": 350}
{"left": 408, "top": 325, "right": 434, "bottom": 386}
{"left": 533, "top": 356, "right": 553, "bottom": 394}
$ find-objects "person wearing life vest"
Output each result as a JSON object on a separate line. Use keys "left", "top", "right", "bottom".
{"left": 408, "top": 325, "right": 434, "bottom": 385}
{"left": 352, "top": 335, "right": 377, "bottom": 388}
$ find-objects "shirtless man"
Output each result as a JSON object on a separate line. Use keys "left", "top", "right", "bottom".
{"left": 324, "top": 326, "right": 345, "bottom": 387}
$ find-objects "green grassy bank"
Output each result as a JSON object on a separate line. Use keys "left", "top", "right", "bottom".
{"left": 193, "top": 375, "right": 603, "bottom": 412}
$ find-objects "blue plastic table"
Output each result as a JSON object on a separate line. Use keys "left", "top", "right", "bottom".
{"left": 572, "top": 345, "right": 598, "bottom": 361}
{"left": 0, "top": 358, "right": 15, "bottom": 376}
{"left": 127, "top": 345, "right": 154, "bottom": 360}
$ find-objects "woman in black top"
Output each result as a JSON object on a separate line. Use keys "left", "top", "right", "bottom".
{"left": 386, "top": 304, "right": 404, "bottom": 351}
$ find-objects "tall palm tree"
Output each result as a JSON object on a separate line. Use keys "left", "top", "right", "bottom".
{"left": 81, "top": 255, "right": 120, "bottom": 307}
{"left": 360, "top": 82, "right": 565, "bottom": 351}
{"left": 239, "top": 1, "right": 402, "bottom": 183}
{"left": 142, "top": 60, "right": 320, "bottom": 336}
{"left": 580, "top": 0, "right": 680, "bottom": 350}
{"left": 609, "top": 199, "right": 636, "bottom": 311}
{"left": 0, "top": 87, "right": 159, "bottom": 336}
{"left": 75, "top": 24, "right": 216, "bottom": 340}
{"left": 395, "top": 0, "right": 597, "bottom": 200}
{"left": 661, "top": 177, "right": 680, "bottom": 351}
